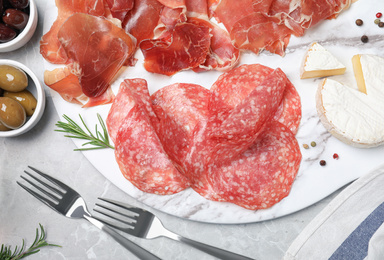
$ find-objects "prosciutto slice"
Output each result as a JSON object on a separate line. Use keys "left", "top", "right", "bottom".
{"left": 209, "top": 0, "right": 353, "bottom": 55}
{"left": 44, "top": 67, "right": 114, "bottom": 107}
{"left": 40, "top": 0, "right": 105, "bottom": 64}
{"left": 122, "top": 0, "right": 164, "bottom": 45}
{"left": 58, "top": 13, "right": 136, "bottom": 97}
{"left": 140, "top": 22, "right": 210, "bottom": 76}
{"left": 105, "top": 0, "right": 134, "bottom": 21}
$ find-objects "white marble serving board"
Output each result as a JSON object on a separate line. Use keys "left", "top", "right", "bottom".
{"left": 43, "top": 0, "right": 384, "bottom": 223}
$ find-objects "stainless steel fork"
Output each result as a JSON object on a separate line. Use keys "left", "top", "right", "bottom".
{"left": 94, "top": 198, "right": 255, "bottom": 260}
{"left": 17, "top": 166, "right": 161, "bottom": 260}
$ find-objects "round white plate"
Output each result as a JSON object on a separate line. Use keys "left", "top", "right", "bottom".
{"left": 43, "top": 0, "right": 384, "bottom": 223}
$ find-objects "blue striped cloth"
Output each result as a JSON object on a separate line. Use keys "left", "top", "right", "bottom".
{"left": 284, "top": 165, "right": 384, "bottom": 260}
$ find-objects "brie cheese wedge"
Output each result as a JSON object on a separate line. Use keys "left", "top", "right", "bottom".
{"left": 316, "top": 54, "right": 384, "bottom": 148}
{"left": 300, "top": 42, "right": 346, "bottom": 79}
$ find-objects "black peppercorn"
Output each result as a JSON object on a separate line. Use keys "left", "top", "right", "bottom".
{"left": 379, "top": 22, "right": 384, "bottom": 28}
{"left": 319, "top": 160, "right": 326, "bottom": 166}
{"left": 361, "top": 35, "right": 369, "bottom": 43}
{"left": 355, "top": 19, "right": 363, "bottom": 26}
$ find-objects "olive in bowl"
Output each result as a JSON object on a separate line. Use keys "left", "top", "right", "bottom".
{"left": 0, "top": 0, "right": 37, "bottom": 52}
{"left": 0, "top": 59, "right": 45, "bottom": 137}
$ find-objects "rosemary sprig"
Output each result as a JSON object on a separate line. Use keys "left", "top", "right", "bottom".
{"left": 55, "top": 113, "right": 114, "bottom": 151}
{"left": 0, "top": 224, "right": 60, "bottom": 260}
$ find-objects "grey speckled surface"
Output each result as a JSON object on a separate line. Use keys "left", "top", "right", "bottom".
{"left": 0, "top": 0, "right": 352, "bottom": 259}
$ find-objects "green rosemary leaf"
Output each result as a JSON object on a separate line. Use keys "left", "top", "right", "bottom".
{"left": 0, "top": 224, "right": 60, "bottom": 260}
{"left": 55, "top": 113, "right": 115, "bottom": 151}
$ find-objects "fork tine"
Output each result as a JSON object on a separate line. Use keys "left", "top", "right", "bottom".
{"left": 17, "top": 181, "right": 58, "bottom": 209}
{"left": 95, "top": 203, "right": 137, "bottom": 220}
{"left": 92, "top": 214, "right": 135, "bottom": 233}
{"left": 28, "top": 166, "right": 68, "bottom": 191}
{"left": 98, "top": 197, "right": 144, "bottom": 215}
{"left": 94, "top": 204, "right": 136, "bottom": 223}
{"left": 20, "top": 175, "right": 61, "bottom": 202}
{"left": 24, "top": 170, "right": 64, "bottom": 197}
{"left": 94, "top": 207, "right": 136, "bottom": 227}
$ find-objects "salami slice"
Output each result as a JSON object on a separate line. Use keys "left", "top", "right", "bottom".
{"left": 151, "top": 83, "right": 210, "bottom": 173}
{"left": 106, "top": 79, "right": 157, "bottom": 143}
{"left": 186, "top": 66, "right": 289, "bottom": 199}
{"left": 209, "top": 64, "right": 301, "bottom": 135}
{"left": 273, "top": 79, "right": 301, "bottom": 135}
{"left": 207, "top": 121, "right": 302, "bottom": 210}
{"left": 114, "top": 104, "right": 190, "bottom": 195}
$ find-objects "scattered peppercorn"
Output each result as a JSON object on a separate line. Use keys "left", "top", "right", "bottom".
{"left": 355, "top": 19, "right": 363, "bottom": 26}
{"left": 374, "top": 18, "right": 381, "bottom": 24}
{"left": 379, "top": 22, "right": 384, "bottom": 28}
{"left": 310, "top": 141, "right": 317, "bottom": 147}
{"left": 333, "top": 153, "right": 339, "bottom": 160}
{"left": 361, "top": 35, "right": 369, "bottom": 43}
{"left": 303, "top": 144, "right": 309, "bottom": 149}
{"left": 376, "top": 12, "right": 382, "bottom": 18}
{"left": 320, "top": 160, "right": 326, "bottom": 166}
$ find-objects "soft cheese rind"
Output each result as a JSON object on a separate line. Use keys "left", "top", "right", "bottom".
{"left": 316, "top": 77, "right": 384, "bottom": 148}
{"left": 300, "top": 42, "right": 346, "bottom": 79}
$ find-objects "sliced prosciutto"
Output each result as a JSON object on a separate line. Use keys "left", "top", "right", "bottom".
{"left": 40, "top": 0, "right": 105, "bottom": 64}
{"left": 209, "top": 0, "right": 353, "bottom": 55}
{"left": 44, "top": 67, "right": 114, "bottom": 107}
{"left": 109, "top": 79, "right": 189, "bottom": 195}
{"left": 58, "top": 13, "right": 136, "bottom": 98}
{"left": 105, "top": 0, "right": 134, "bottom": 21}
{"left": 122, "top": 0, "right": 164, "bottom": 45}
{"left": 186, "top": 0, "right": 240, "bottom": 72}
{"left": 140, "top": 22, "right": 210, "bottom": 76}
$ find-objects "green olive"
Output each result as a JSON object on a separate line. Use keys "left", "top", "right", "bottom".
{"left": 0, "top": 65, "right": 28, "bottom": 92}
{"left": 0, "top": 97, "right": 26, "bottom": 129}
{"left": 4, "top": 90, "right": 37, "bottom": 116}
{"left": 0, "top": 121, "right": 11, "bottom": 131}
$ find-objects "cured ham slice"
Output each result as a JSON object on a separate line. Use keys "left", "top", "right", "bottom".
{"left": 157, "top": 0, "right": 186, "bottom": 9}
{"left": 122, "top": 0, "right": 164, "bottom": 44}
{"left": 230, "top": 13, "right": 292, "bottom": 55}
{"left": 105, "top": 0, "right": 134, "bottom": 21}
{"left": 209, "top": 0, "right": 353, "bottom": 55}
{"left": 140, "top": 23, "right": 210, "bottom": 76}
{"left": 58, "top": 13, "right": 136, "bottom": 97}
{"left": 207, "top": 121, "right": 301, "bottom": 210}
{"left": 40, "top": 0, "right": 105, "bottom": 64}
{"left": 44, "top": 67, "right": 114, "bottom": 107}
{"left": 186, "top": 0, "right": 240, "bottom": 72}
{"left": 110, "top": 79, "right": 189, "bottom": 195}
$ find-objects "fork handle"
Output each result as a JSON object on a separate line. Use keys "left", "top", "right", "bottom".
{"left": 176, "top": 235, "right": 254, "bottom": 260}
{"left": 84, "top": 215, "right": 161, "bottom": 260}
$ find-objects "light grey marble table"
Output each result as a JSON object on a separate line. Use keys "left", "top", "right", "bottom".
{"left": 0, "top": 0, "right": 357, "bottom": 259}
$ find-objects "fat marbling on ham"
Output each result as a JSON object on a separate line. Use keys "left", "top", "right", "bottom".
{"left": 107, "top": 64, "right": 302, "bottom": 210}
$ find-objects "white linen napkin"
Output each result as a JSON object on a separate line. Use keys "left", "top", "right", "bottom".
{"left": 284, "top": 164, "right": 384, "bottom": 260}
